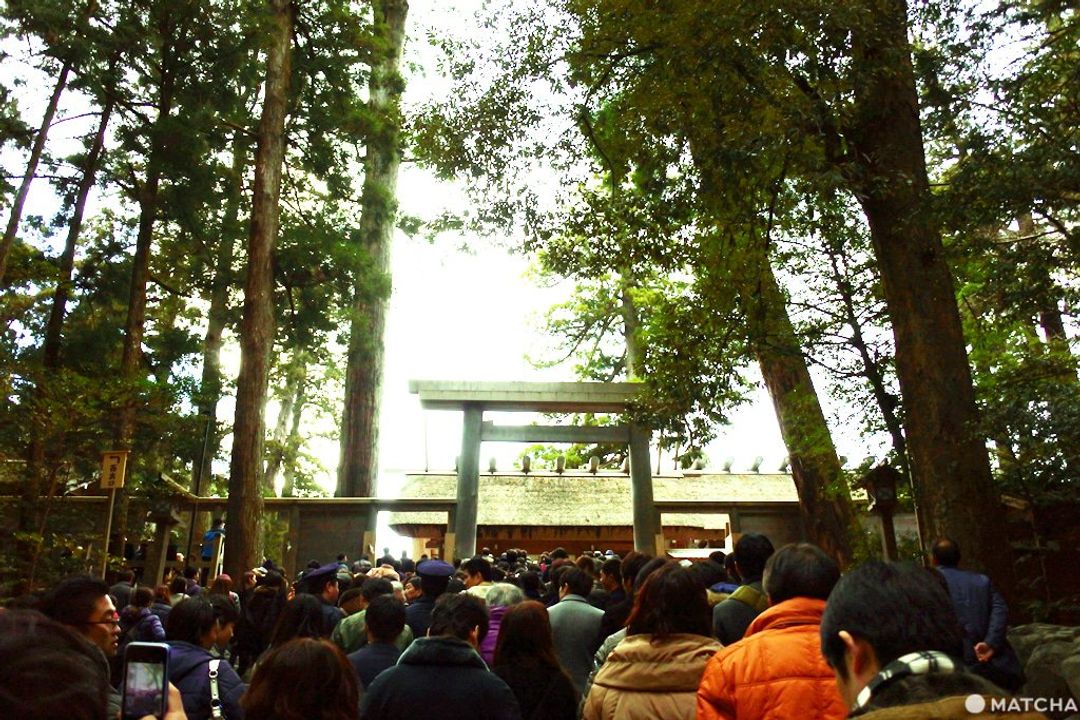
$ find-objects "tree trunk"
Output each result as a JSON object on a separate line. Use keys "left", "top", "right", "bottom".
{"left": 21, "top": 95, "right": 114, "bottom": 533}
{"left": 847, "top": 0, "right": 1011, "bottom": 579}
{"left": 739, "top": 253, "right": 856, "bottom": 567}
{"left": 0, "top": 62, "right": 71, "bottom": 285}
{"left": 110, "top": 45, "right": 178, "bottom": 556}
{"left": 226, "top": 0, "right": 293, "bottom": 580}
{"left": 265, "top": 351, "right": 307, "bottom": 492}
{"left": 280, "top": 375, "right": 306, "bottom": 497}
{"left": 337, "top": 0, "right": 409, "bottom": 498}
{"left": 824, "top": 245, "right": 911, "bottom": 481}
{"left": 193, "top": 132, "right": 246, "bottom": 499}
{"left": 618, "top": 270, "right": 643, "bottom": 380}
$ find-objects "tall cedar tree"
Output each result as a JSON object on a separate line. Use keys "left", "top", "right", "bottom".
{"left": 226, "top": 0, "right": 293, "bottom": 579}
{"left": 337, "top": 0, "right": 409, "bottom": 498}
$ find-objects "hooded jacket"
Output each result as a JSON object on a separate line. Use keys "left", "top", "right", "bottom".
{"left": 167, "top": 640, "right": 246, "bottom": 720}
{"left": 697, "top": 597, "right": 847, "bottom": 720}
{"left": 582, "top": 633, "right": 721, "bottom": 720}
{"left": 360, "top": 636, "right": 522, "bottom": 720}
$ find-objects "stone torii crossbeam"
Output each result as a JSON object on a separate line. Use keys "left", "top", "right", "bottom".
{"left": 409, "top": 380, "right": 659, "bottom": 560}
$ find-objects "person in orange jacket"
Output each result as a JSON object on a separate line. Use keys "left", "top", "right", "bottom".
{"left": 697, "top": 543, "right": 848, "bottom": 720}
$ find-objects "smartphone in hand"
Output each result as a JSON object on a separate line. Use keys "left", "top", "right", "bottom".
{"left": 122, "top": 641, "right": 170, "bottom": 720}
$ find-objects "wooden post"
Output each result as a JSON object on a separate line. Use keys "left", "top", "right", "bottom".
{"left": 454, "top": 404, "right": 482, "bottom": 560}
{"left": 100, "top": 488, "right": 117, "bottom": 578}
{"left": 144, "top": 512, "right": 179, "bottom": 587}
{"left": 628, "top": 423, "right": 657, "bottom": 553}
{"left": 285, "top": 505, "right": 300, "bottom": 579}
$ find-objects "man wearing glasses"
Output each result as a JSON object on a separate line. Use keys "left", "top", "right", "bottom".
{"left": 39, "top": 575, "right": 123, "bottom": 716}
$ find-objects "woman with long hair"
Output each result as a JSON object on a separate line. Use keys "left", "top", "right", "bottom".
{"left": 267, "top": 593, "right": 326, "bottom": 649}
{"left": 492, "top": 600, "right": 578, "bottom": 720}
{"left": 243, "top": 638, "right": 359, "bottom": 720}
{"left": 581, "top": 561, "right": 721, "bottom": 720}
{"left": 234, "top": 570, "right": 288, "bottom": 676}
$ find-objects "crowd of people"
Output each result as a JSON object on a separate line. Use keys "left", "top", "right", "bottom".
{"left": 0, "top": 533, "right": 1044, "bottom": 720}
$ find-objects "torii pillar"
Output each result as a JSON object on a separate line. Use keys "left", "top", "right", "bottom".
{"left": 410, "top": 381, "right": 660, "bottom": 560}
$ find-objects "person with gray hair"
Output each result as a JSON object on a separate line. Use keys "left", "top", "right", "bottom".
{"left": 480, "top": 582, "right": 525, "bottom": 666}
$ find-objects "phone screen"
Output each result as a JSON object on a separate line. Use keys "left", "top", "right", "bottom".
{"left": 123, "top": 659, "right": 166, "bottom": 719}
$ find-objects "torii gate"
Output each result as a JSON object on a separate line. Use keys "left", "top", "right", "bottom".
{"left": 409, "top": 380, "right": 660, "bottom": 560}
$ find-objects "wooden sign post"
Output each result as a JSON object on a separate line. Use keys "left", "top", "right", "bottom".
{"left": 99, "top": 450, "right": 129, "bottom": 578}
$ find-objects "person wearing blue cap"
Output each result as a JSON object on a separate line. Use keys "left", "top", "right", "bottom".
{"left": 404, "top": 559, "right": 453, "bottom": 640}
{"left": 300, "top": 562, "right": 344, "bottom": 634}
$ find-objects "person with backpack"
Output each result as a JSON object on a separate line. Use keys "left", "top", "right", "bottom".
{"left": 119, "top": 586, "right": 166, "bottom": 653}
{"left": 166, "top": 595, "right": 246, "bottom": 719}
{"left": 711, "top": 533, "right": 774, "bottom": 645}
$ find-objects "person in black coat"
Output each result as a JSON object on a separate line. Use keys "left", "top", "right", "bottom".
{"left": 404, "top": 559, "right": 453, "bottom": 639}
{"left": 493, "top": 601, "right": 578, "bottom": 720}
{"left": 347, "top": 594, "right": 404, "bottom": 689}
{"left": 361, "top": 593, "right": 521, "bottom": 720}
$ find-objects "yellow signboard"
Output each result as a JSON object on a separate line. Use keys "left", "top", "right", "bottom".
{"left": 100, "top": 451, "right": 129, "bottom": 490}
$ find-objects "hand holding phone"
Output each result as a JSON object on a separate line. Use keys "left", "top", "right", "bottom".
{"left": 122, "top": 642, "right": 170, "bottom": 720}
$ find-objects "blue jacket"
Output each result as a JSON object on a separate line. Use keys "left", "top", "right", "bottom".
{"left": 936, "top": 566, "right": 1007, "bottom": 661}
{"left": 348, "top": 641, "right": 401, "bottom": 689}
{"left": 168, "top": 641, "right": 246, "bottom": 720}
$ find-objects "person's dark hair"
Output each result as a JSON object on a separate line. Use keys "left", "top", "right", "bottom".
{"left": 243, "top": 638, "right": 359, "bottom": 720}
{"left": 169, "top": 576, "right": 188, "bottom": 596}
{"left": 0, "top": 611, "right": 110, "bottom": 720}
{"left": 764, "top": 543, "right": 840, "bottom": 604}
{"left": 337, "top": 587, "right": 365, "bottom": 608}
{"left": 626, "top": 562, "right": 712, "bottom": 639}
{"left": 547, "top": 562, "right": 572, "bottom": 590}
{"left": 183, "top": 566, "right": 198, "bottom": 580}
{"left": 931, "top": 537, "right": 961, "bottom": 568}
{"left": 165, "top": 595, "right": 212, "bottom": 643}
{"left": 166, "top": 595, "right": 238, "bottom": 645}
{"left": 708, "top": 550, "right": 726, "bottom": 565}
{"left": 575, "top": 555, "right": 598, "bottom": 576}
{"left": 620, "top": 552, "right": 653, "bottom": 593}
{"left": 268, "top": 594, "right": 326, "bottom": 647}
{"left": 117, "top": 569, "right": 134, "bottom": 583}
{"left": 687, "top": 559, "right": 726, "bottom": 588}
{"left": 820, "top": 561, "right": 964, "bottom": 679}
{"left": 37, "top": 575, "right": 110, "bottom": 627}
{"left": 600, "top": 558, "right": 622, "bottom": 584}
{"left": 493, "top": 601, "right": 563, "bottom": 670}
{"left": 405, "top": 575, "right": 421, "bottom": 591}
{"left": 518, "top": 570, "right": 541, "bottom": 597}
{"left": 550, "top": 547, "right": 570, "bottom": 560}
{"left": 211, "top": 518, "right": 224, "bottom": 529}
{"left": 725, "top": 553, "right": 740, "bottom": 583}
{"left": 463, "top": 556, "right": 493, "bottom": 581}
{"left": 559, "top": 567, "right": 593, "bottom": 597}
{"left": 153, "top": 584, "right": 171, "bottom": 604}
{"left": 131, "top": 586, "right": 154, "bottom": 608}
{"left": 361, "top": 577, "right": 393, "bottom": 601}
{"left": 429, "top": 592, "right": 489, "bottom": 643}
{"left": 445, "top": 578, "right": 465, "bottom": 594}
{"left": 365, "top": 595, "right": 406, "bottom": 644}
{"left": 733, "top": 533, "right": 775, "bottom": 581}
{"left": 208, "top": 575, "right": 233, "bottom": 596}
{"left": 633, "top": 557, "right": 669, "bottom": 592}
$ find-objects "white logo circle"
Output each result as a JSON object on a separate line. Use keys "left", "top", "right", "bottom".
{"left": 965, "top": 694, "right": 987, "bottom": 714}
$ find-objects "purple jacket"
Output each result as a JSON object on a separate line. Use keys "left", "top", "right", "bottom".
{"left": 480, "top": 604, "right": 508, "bottom": 666}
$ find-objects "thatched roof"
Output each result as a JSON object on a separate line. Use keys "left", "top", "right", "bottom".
{"left": 387, "top": 471, "right": 800, "bottom": 530}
